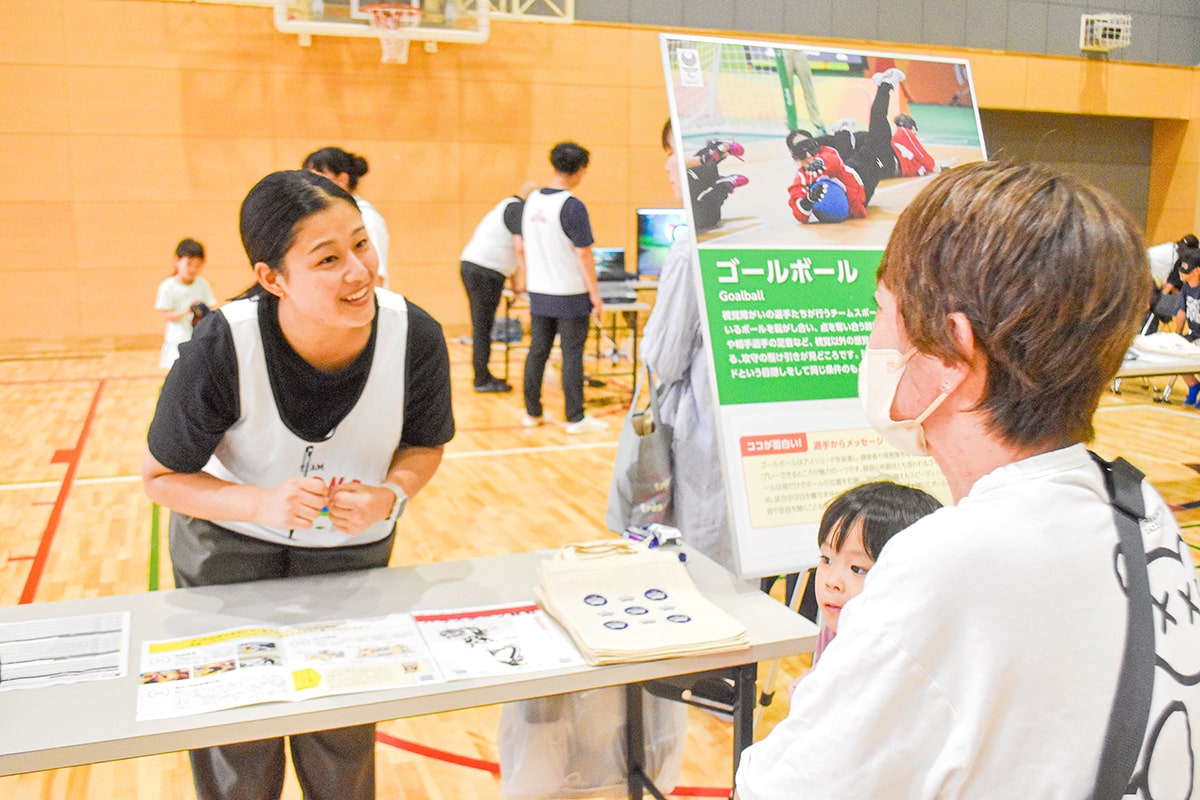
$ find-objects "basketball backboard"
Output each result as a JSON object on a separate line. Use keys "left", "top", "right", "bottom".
{"left": 273, "top": 0, "right": 490, "bottom": 55}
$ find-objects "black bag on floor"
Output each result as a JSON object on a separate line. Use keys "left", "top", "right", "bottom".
{"left": 491, "top": 316, "right": 524, "bottom": 343}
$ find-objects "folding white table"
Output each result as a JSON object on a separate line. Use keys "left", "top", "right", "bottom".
{"left": 0, "top": 547, "right": 816, "bottom": 796}
{"left": 1115, "top": 347, "right": 1200, "bottom": 402}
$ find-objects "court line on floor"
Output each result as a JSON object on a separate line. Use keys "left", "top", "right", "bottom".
{"left": 19, "top": 379, "right": 106, "bottom": 604}
{"left": 4, "top": 373, "right": 715, "bottom": 790}
{"left": 0, "top": 373, "right": 162, "bottom": 386}
{"left": 1095, "top": 401, "right": 1199, "bottom": 418}
{"left": 2, "top": 474, "right": 143, "bottom": 491}
{"left": 373, "top": 728, "right": 730, "bottom": 796}
{"left": 0, "top": 441, "right": 620, "bottom": 494}
{"left": 7, "top": 433, "right": 615, "bottom": 582}
{"left": 6, "top": 402, "right": 1192, "bottom": 496}
{"left": 443, "top": 441, "right": 617, "bottom": 459}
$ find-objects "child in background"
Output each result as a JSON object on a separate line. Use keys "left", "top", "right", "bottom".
{"left": 155, "top": 238, "right": 217, "bottom": 369}
{"left": 796, "top": 480, "right": 942, "bottom": 685}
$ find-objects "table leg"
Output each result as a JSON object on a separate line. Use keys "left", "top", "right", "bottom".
{"left": 502, "top": 293, "right": 512, "bottom": 384}
{"left": 626, "top": 682, "right": 646, "bottom": 798}
{"left": 623, "top": 684, "right": 671, "bottom": 800}
{"left": 628, "top": 309, "right": 640, "bottom": 388}
{"left": 732, "top": 662, "right": 758, "bottom": 775}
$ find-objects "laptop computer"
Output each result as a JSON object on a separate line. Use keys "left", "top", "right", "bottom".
{"left": 594, "top": 247, "right": 638, "bottom": 303}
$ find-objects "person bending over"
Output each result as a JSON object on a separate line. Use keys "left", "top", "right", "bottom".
{"left": 143, "top": 170, "right": 454, "bottom": 800}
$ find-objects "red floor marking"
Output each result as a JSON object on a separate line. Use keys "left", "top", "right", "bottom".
{"left": 373, "top": 732, "right": 730, "bottom": 796}
{"left": 19, "top": 380, "right": 106, "bottom": 604}
{"left": 671, "top": 788, "right": 734, "bottom": 797}
{"left": 374, "top": 731, "right": 500, "bottom": 774}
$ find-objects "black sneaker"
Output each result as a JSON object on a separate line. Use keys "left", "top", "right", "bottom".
{"left": 474, "top": 379, "right": 512, "bottom": 394}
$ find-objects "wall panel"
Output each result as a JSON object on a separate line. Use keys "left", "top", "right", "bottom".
{"left": 1, "top": 1, "right": 1199, "bottom": 349}
{"left": 6, "top": 270, "right": 83, "bottom": 342}
{"left": 0, "top": 66, "right": 71, "bottom": 135}
{"left": 0, "top": 203, "right": 77, "bottom": 274}
{"left": 0, "top": 134, "right": 75, "bottom": 204}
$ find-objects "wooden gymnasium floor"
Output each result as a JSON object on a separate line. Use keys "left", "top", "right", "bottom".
{"left": 2, "top": 336, "right": 1200, "bottom": 799}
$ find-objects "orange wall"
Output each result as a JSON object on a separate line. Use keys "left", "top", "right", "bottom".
{"left": 1, "top": 1, "right": 1197, "bottom": 348}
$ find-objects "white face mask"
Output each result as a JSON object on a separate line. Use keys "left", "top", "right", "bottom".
{"left": 858, "top": 346, "right": 951, "bottom": 456}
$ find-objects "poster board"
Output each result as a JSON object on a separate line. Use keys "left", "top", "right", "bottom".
{"left": 660, "top": 34, "right": 987, "bottom": 578}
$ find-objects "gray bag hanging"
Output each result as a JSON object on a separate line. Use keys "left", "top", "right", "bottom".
{"left": 605, "top": 366, "right": 674, "bottom": 533}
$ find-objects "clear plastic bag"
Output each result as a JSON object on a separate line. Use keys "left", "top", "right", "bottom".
{"left": 498, "top": 686, "right": 687, "bottom": 799}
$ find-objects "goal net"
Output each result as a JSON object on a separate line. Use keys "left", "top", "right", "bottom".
{"left": 668, "top": 39, "right": 800, "bottom": 140}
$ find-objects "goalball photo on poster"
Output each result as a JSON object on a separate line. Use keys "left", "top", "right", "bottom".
{"left": 661, "top": 34, "right": 987, "bottom": 577}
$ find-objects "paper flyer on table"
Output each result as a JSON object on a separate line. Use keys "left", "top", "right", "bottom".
{"left": 136, "top": 613, "right": 441, "bottom": 721}
{"left": 413, "top": 602, "right": 585, "bottom": 679}
{"left": 0, "top": 611, "right": 130, "bottom": 691}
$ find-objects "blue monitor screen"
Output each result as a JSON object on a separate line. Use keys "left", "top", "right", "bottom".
{"left": 636, "top": 208, "right": 688, "bottom": 278}
{"left": 593, "top": 247, "right": 631, "bottom": 281}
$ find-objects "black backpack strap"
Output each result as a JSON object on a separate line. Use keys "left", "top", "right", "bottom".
{"left": 1089, "top": 453, "right": 1155, "bottom": 800}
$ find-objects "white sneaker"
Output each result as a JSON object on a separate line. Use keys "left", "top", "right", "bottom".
{"left": 831, "top": 116, "right": 857, "bottom": 133}
{"left": 873, "top": 68, "right": 906, "bottom": 88}
{"left": 522, "top": 413, "right": 545, "bottom": 428}
{"left": 565, "top": 415, "right": 607, "bottom": 435}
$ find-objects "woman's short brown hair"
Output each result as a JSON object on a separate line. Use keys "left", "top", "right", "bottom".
{"left": 877, "top": 161, "right": 1150, "bottom": 449}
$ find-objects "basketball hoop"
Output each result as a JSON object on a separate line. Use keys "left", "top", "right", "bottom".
{"left": 363, "top": 3, "right": 423, "bottom": 65}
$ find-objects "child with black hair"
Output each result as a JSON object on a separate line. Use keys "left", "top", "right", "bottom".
{"left": 155, "top": 237, "right": 217, "bottom": 369}
{"left": 798, "top": 480, "right": 942, "bottom": 679}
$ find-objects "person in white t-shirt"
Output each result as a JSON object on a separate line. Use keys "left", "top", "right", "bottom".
{"left": 736, "top": 161, "right": 1200, "bottom": 798}
{"left": 520, "top": 142, "right": 606, "bottom": 434}
{"left": 1147, "top": 232, "right": 1198, "bottom": 292}
{"left": 459, "top": 182, "right": 537, "bottom": 393}
{"left": 155, "top": 237, "right": 218, "bottom": 369}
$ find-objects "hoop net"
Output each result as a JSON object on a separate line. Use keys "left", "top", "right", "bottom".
{"left": 363, "top": 4, "right": 423, "bottom": 65}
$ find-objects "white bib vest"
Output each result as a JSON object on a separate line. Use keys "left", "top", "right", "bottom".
{"left": 460, "top": 196, "right": 521, "bottom": 276}
{"left": 522, "top": 189, "right": 585, "bottom": 296}
{"left": 204, "top": 291, "right": 409, "bottom": 547}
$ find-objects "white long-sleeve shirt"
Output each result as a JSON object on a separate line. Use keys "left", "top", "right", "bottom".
{"left": 736, "top": 444, "right": 1200, "bottom": 798}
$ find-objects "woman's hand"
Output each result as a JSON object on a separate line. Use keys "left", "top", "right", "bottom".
{"left": 326, "top": 480, "right": 393, "bottom": 535}
{"left": 261, "top": 476, "right": 329, "bottom": 530}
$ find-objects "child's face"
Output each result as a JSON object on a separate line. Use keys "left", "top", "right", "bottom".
{"left": 176, "top": 256, "right": 204, "bottom": 285}
{"left": 815, "top": 520, "right": 874, "bottom": 634}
